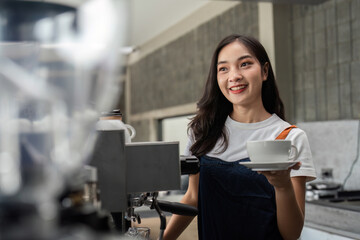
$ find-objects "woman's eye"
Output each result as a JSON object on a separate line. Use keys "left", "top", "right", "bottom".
{"left": 218, "top": 67, "right": 227, "bottom": 72}
{"left": 241, "top": 62, "right": 250, "bottom": 67}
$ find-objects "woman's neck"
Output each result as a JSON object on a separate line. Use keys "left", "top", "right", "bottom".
{"left": 230, "top": 105, "right": 271, "bottom": 123}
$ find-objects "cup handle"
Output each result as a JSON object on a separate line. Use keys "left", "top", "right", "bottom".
{"left": 288, "top": 145, "right": 298, "bottom": 161}
{"left": 125, "top": 124, "right": 136, "bottom": 139}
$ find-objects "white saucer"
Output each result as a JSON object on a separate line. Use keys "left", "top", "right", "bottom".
{"left": 239, "top": 160, "right": 300, "bottom": 171}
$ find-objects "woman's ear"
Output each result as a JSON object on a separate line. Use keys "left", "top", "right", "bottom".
{"left": 262, "top": 62, "right": 269, "bottom": 81}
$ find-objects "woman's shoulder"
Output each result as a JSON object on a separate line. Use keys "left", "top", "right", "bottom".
{"left": 266, "top": 115, "right": 311, "bottom": 141}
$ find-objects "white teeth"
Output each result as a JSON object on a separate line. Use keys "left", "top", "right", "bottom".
{"left": 230, "top": 86, "right": 246, "bottom": 90}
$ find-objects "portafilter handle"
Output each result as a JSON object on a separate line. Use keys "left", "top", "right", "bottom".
{"left": 144, "top": 199, "right": 198, "bottom": 216}
{"left": 156, "top": 200, "right": 198, "bottom": 216}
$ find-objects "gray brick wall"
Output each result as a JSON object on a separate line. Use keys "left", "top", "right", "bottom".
{"left": 291, "top": 0, "right": 360, "bottom": 122}
{"left": 130, "top": 119, "right": 152, "bottom": 142}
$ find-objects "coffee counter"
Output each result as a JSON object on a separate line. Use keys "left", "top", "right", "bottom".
{"left": 304, "top": 201, "right": 360, "bottom": 239}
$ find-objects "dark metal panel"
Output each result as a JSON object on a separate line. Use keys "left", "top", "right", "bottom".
{"left": 125, "top": 142, "right": 181, "bottom": 193}
{"left": 89, "top": 130, "right": 127, "bottom": 212}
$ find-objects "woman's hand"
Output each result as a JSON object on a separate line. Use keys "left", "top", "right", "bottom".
{"left": 258, "top": 162, "right": 301, "bottom": 189}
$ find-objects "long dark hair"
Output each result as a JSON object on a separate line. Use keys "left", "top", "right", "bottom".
{"left": 189, "top": 34, "right": 285, "bottom": 157}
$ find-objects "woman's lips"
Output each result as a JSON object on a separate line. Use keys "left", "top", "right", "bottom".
{"left": 229, "top": 85, "right": 247, "bottom": 93}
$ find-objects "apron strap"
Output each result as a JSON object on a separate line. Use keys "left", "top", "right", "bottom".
{"left": 275, "top": 125, "right": 297, "bottom": 140}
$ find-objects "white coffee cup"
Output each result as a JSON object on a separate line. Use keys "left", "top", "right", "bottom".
{"left": 246, "top": 140, "right": 298, "bottom": 163}
{"left": 96, "top": 120, "right": 136, "bottom": 143}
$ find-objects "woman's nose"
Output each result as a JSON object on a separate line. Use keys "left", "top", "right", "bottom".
{"left": 229, "top": 69, "right": 242, "bottom": 82}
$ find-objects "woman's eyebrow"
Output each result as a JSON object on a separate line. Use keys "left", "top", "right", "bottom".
{"left": 238, "top": 55, "right": 253, "bottom": 61}
{"left": 217, "top": 55, "right": 253, "bottom": 66}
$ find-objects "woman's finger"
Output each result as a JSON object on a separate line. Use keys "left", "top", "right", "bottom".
{"left": 290, "top": 161, "right": 302, "bottom": 170}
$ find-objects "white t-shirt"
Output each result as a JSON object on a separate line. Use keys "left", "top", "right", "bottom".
{"left": 184, "top": 114, "right": 316, "bottom": 182}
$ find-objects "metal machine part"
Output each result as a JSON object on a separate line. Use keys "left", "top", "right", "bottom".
{"left": 180, "top": 155, "right": 200, "bottom": 175}
{"left": 126, "top": 191, "right": 198, "bottom": 240}
{"left": 90, "top": 130, "right": 128, "bottom": 212}
{"left": 83, "top": 165, "right": 100, "bottom": 208}
{"left": 126, "top": 192, "right": 198, "bottom": 221}
{"left": 90, "top": 130, "right": 183, "bottom": 211}
{"left": 89, "top": 130, "right": 199, "bottom": 237}
{"left": 306, "top": 181, "right": 343, "bottom": 199}
{"left": 125, "top": 141, "right": 180, "bottom": 193}
{"left": 89, "top": 130, "right": 199, "bottom": 239}
{"left": 125, "top": 155, "right": 200, "bottom": 221}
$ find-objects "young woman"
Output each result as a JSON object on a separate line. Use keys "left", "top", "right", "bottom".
{"left": 163, "top": 34, "right": 316, "bottom": 240}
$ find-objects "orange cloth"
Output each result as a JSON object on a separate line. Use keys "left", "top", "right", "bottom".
{"left": 275, "top": 125, "right": 297, "bottom": 140}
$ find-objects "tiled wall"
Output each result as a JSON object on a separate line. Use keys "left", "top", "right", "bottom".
{"left": 291, "top": 0, "right": 360, "bottom": 123}
{"left": 291, "top": 0, "right": 360, "bottom": 188}
{"left": 297, "top": 120, "right": 360, "bottom": 190}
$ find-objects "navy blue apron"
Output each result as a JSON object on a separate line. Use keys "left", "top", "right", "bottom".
{"left": 198, "top": 155, "right": 283, "bottom": 240}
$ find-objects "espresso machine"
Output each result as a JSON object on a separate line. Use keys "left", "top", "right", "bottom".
{"left": 89, "top": 129, "right": 199, "bottom": 239}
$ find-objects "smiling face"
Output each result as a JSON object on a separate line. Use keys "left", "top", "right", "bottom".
{"left": 217, "top": 40, "right": 268, "bottom": 111}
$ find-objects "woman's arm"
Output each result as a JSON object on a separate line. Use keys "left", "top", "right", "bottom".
{"left": 163, "top": 173, "right": 199, "bottom": 240}
{"left": 260, "top": 164, "right": 306, "bottom": 240}
{"left": 275, "top": 176, "right": 306, "bottom": 240}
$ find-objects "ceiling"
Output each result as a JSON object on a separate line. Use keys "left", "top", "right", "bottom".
{"left": 128, "top": 0, "right": 210, "bottom": 47}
